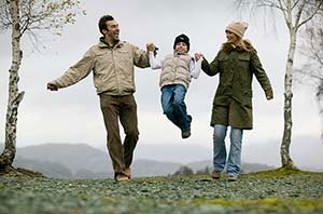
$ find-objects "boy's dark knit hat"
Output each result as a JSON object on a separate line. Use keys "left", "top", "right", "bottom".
{"left": 173, "top": 34, "right": 190, "bottom": 51}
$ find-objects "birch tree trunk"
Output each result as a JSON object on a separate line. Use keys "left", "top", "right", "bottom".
{"left": 281, "top": 28, "right": 297, "bottom": 169}
{"left": 235, "top": 0, "right": 323, "bottom": 170}
{"left": 0, "top": 0, "right": 24, "bottom": 170}
{"left": 0, "top": 1, "right": 82, "bottom": 175}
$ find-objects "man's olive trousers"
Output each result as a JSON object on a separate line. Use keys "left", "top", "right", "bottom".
{"left": 100, "top": 94, "right": 139, "bottom": 177}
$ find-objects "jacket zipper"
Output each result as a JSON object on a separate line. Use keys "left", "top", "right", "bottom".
{"left": 110, "top": 49, "right": 121, "bottom": 95}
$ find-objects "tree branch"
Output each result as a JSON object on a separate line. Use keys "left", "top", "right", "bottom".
{"left": 291, "top": 0, "right": 301, "bottom": 10}
{"left": 277, "top": 0, "right": 292, "bottom": 29}
{"left": 297, "top": 1, "right": 323, "bottom": 30}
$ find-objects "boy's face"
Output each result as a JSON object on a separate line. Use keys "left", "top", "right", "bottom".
{"left": 175, "top": 42, "right": 188, "bottom": 54}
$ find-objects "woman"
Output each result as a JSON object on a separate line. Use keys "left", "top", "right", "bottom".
{"left": 195, "top": 22, "right": 273, "bottom": 181}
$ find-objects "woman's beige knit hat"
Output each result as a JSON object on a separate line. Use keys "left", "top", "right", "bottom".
{"left": 225, "top": 22, "right": 248, "bottom": 38}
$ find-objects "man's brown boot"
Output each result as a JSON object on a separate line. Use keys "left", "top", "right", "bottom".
{"left": 115, "top": 174, "right": 129, "bottom": 182}
{"left": 211, "top": 171, "right": 221, "bottom": 179}
{"left": 124, "top": 168, "right": 131, "bottom": 179}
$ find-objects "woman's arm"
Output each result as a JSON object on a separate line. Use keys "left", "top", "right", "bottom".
{"left": 201, "top": 56, "right": 220, "bottom": 77}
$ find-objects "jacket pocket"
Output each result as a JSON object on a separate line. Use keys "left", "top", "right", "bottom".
{"left": 116, "top": 48, "right": 131, "bottom": 59}
{"left": 238, "top": 54, "right": 250, "bottom": 67}
{"left": 95, "top": 50, "right": 113, "bottom": 67}
{"left": 218, "top": 55, "right": 229, "bottom": 68}
{"left": 243, "top": 89, "right": 253, "bottom": 108}
{"left": 116, "top": 49, "right": 133, "bottom": 70}
{"left": 238, "top": 54, "right": 250, "bottom": 61}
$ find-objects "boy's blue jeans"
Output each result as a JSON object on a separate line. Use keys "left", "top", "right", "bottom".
{"left": 213, "top": 124, "right": 243, "bottom": 176}
{"left": 161, "top": 84, "right": 191, "bottom": 132}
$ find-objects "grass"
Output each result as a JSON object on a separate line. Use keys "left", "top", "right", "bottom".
{"left": 249, "top": 167, "right": 322, "bottom": 177}
{"left": 190, "top": 198, "right": 323, "bottom": 213}
{"left": 0, "top": 170, "right": 322, "bottom": 213}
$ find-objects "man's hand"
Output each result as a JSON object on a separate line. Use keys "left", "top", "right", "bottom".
{"left": 266, "top": 90, "right": 273, "bottom": 100}
{"left": 146, "top": 43, "right": 156, "bottom": 52}
{"left": 47, "top": 82, "right": 58, "bottom": 91}
{"left": 266, "top": 94, "right": 273, "bottom": 100}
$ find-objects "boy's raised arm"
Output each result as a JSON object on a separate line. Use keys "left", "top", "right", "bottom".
{"left": 190, "top": 57, "right": 202, "bottom": 79}
{"left": 146, "top": 43, "right": 162, "bottom": 69}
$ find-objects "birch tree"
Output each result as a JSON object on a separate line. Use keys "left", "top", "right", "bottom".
{"left": 236, "top": 0, "right": 323, "bottom": 169}
{"left": 297, "top": 14, "right": 323, "bottom": 139}
{"left": 0, "top": 0, "right": 83, "bottom": 174}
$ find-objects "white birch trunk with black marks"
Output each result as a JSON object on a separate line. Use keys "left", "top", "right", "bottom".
{"left": 0, "top": 0, "right": 24, "bottom": 169}
{"left": 234, "top": 0, "right": 323, "bottom": 170}
{"left": 281, "top": 28, "right": 297, "bottom": 169}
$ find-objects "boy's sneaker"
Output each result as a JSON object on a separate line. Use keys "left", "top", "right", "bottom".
{"left": 182, "top": 128, "right": 191, "bottom": 139}
{"left": 211, "top": 171, "right": 221, "bottom": 179}
{"left": 182, "top": 115, "right": 192, "bottom": 139}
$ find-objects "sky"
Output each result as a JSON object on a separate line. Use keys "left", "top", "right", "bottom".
{"left": 0, "top": 0, "right": 322, "bottom": 169}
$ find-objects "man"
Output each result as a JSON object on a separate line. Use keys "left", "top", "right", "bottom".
{"left": 47, "top": 15, "right": 151, "bottom": 182}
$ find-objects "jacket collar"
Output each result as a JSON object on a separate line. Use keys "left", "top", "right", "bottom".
{"left": 173, "top": 51, "right": 189, "bottom": 56}
{"left": 222, "top": 40, "right": 253, "bottom": 54}
{"left": 99, "top": 37, "right": 123, "bottom": 49}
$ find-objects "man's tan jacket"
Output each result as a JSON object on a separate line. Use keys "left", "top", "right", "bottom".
{"left": 50, "top": 39, "right": 150, "bottom": 95}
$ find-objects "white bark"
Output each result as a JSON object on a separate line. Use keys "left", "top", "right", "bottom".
{"left": 281, "top": 27, "right": 297, "bottom": 168}
{"left": 236, "top": 0, "right": 323, "bottom": 169}
{"left": 280, "top": 0, "right": 323, "bottom": 169}
{"left": 0, "top": 0, "right": 82, "bottom": 171}
{"left": 279, "top": 0, "right": 305, "bottom": 169}
{"left": 0, "top": 0, "right": 24, "bottom": 168}
{"left": 0, "top": 1, "right": 82, "bottom": 172}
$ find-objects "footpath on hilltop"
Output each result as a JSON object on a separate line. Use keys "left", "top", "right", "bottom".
{"left": 0, "top": 169, "right": 323, "bottom": 213}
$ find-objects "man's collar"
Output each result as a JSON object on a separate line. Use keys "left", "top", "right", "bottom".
{"left": 99, "top": 37, "right": 122, "bottom": 49}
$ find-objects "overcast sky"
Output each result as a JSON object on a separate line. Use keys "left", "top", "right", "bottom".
{"left": 0, "top": 0, "right": 322, "bottom": 169}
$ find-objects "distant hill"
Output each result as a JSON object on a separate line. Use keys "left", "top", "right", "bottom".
{"left": 15, "top": 143, "right": 114, "bottom": 178}
{"left": 1, "top": 143, "right": 74, "bottom": 178}
{"left": 1, "top": 143, "right": 273, "bottom": 178}
{"left": 186, "top": 160, "right": 274, "bottom": 174}
{"left": 5, "top": 143, "right": 322, "bottom": 178}
{"left": 0, "top": 143, "right": 275, "bottom": 178}
{"left": 15, "top": 143, "right": 112, "bottom": 174}
{"left": 13, "top": 143, "right": 183, "bottom": 178}
{"left": 13, "top": 158, "right": 73, "bottom": 178}
{"left": 132, "top": 159, "right": 181, "bottom": 177}
{"left": 132, "top": 143, "right": 212, "bottom": 163}
{"left": 1, "top": 135, "right": 323, "bottom": 178}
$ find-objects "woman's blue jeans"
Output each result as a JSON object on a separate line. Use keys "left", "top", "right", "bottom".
{"left": 213, "top": 124, "right": 243, "bottom": 176}
{"left": 161, "top": 84, "right": 191, "bottom": 132}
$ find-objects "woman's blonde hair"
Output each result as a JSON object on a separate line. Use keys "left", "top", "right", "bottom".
{"left": 236, "top": 38, "right": 253, "bottom": 52}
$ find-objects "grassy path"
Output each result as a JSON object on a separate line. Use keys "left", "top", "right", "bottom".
{"left": 0, "top": 170, "right": 322, "bottom": 213}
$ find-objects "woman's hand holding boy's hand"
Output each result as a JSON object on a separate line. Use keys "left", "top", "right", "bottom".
{"left": 194, "top": 53, "right": 204, "bottom": 61}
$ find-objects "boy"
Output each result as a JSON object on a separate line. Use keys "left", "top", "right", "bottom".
{"left": 147, "top": 34, "right": 201, "bottom": 139}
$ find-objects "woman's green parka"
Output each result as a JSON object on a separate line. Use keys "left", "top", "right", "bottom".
{"left": 202, "top": 41, "right": 273, "bottom": 129}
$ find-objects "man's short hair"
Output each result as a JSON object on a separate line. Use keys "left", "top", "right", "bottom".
{"left": 99, "top": 15, "right": 114, "bottom": 35}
